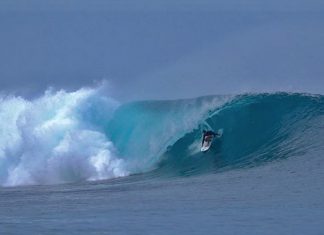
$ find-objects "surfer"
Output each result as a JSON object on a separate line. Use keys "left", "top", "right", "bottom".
{"left": 201, "top": 129, "right": 222, "bottom": 152}
{"left": 201, "top": 130, "right": 217, "bottom": 147}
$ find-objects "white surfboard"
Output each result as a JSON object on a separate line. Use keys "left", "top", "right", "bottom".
{"left": 201, "top": 142, "right": 212, "bottom": 152}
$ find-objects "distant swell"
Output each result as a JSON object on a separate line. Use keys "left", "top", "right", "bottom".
{"left": 1, "top": 87, "right": 323, "bottom": 186}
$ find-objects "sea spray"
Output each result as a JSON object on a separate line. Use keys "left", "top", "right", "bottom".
{"left": 0, "top": 88, "right": 127, "bottom": 186}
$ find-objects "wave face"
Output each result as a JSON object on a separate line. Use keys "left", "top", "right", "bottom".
{"left": 0, "top": 89, "right": 323, "bottom": 186}
{"left": 108, "top": 93, "right": 324, "bottom": 177}
{"left": 155, "top": 93, "right": 324, "bottom": 176}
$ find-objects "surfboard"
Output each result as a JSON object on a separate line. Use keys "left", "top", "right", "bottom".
{"left": 201, "top": 142, "right": 212, "bottom": 152}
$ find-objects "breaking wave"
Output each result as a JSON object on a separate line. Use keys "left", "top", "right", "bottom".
{"left": 1, "top": 87, "right": 323, "bottom": 186}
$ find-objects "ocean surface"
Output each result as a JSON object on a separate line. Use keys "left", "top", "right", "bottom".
{"left": 0, "top": 88, "right": 324, "bottom": 234}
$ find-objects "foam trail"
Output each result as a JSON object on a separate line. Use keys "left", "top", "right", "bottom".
{"left": 0, "top": 88, "right": 128, "bottom": 186}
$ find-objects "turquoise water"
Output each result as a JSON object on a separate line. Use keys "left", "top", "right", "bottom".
{"left": 108, "top": 93, "right": 324, "bottom": 176}
{"left": 0, "top": 89, "right": 324, "bottom": 234}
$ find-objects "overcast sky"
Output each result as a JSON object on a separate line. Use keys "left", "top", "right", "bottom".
{"left": 1, "top": 0, "right": 324, "bottom": 101}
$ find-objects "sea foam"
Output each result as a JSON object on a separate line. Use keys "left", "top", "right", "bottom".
{"left": 0, "top": 88, "right": 127, "bottom": 186}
